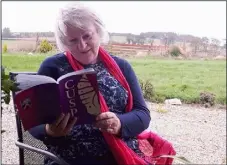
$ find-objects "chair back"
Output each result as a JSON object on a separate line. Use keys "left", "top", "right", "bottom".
{"left": 10, "top": 72, "right": 48, "bottom": 165}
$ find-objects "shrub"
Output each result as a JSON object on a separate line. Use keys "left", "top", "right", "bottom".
{"left": 39, "top": 39, "right": 53, "bottom": 53}
{"left": 199, "top": 91, "right": 216, "bottom": 107}
{"left": 3, "top": 44, "right": 7, "bottom": 53}
{"left": 152, "top": 93, "right": 166, "bottom": 103}
{"left": 170, "top": 46, "right": 181, "bottom": 57}
{"left": 1, "top": 66, "right": 19, "bottom": 105}
{"left": 139, "top": 79, "right": 155, "bottom": 100}
{"left": 1, "top": 66, "right": 19, "bottom": 133}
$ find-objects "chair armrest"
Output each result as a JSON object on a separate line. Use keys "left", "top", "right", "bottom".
{"left": 153, "top": 155, "right": 192, "bottom": 164}
{"left": 15, "top": 141, "right": 69, "bottom": 165}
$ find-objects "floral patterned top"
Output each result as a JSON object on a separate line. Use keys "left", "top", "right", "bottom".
{"left": 44, "top": 60, "right": 143, "bottom": 165}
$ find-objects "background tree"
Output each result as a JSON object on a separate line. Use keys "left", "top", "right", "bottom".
{"left": 2, "top": 27, "right": 12, "bottom": 38}
{"left": 210, "top": 38, "right": 221, "bottom": 54}
{"left": 201, "top": 37, "right": 209, "bottom": 52}
{"left": 223, "top": 39, "right": 226, "bottom": 49}
{"left": 190, "top": 37, "right": 201, "bottom": 54}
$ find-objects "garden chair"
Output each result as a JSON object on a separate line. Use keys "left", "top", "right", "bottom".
{"left": 9, "top": 72, "right": 186, "bottom": 165}
{"left": 9, "top": 72, "right": 68, "bottom": 165}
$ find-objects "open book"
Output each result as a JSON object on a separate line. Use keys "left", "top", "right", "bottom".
{"left": 14, "top": 68, "right": 101, "bottom": 131}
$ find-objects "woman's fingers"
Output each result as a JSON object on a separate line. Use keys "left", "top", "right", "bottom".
{"left": 96, "top": 118, "right": 115, "bottom": 129}
{"left": 46, "top": 113, "right": 78, "bottom": 137}
{"left": 99, "top": 126, "right": 117, "bottom": 134}
{"left": 96, "top": 112, "right": 114, "bottom": 121}
{"left": 64, "top": 117, "right": 77, "bottom": 135}
{"left": 53, "top": 113, "right": 65, "bottom": 126}
{"left": 106, "top": 128, "right": 115, "bottom": 134}
{"left": 95, "top": 112, "right": 121, "bottom": 135}
{"left": 58, "top": 113, "right": 70, "bottom": 130}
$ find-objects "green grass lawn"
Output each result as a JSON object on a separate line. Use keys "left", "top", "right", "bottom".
{"left": 2, "top": 53, "right": 226, "bottom": 105}
{"left": 2, "top": 40, "right": 18, "bottom": 45}
{"left": 2, "top": 53, "right": 52, "bottom": 72}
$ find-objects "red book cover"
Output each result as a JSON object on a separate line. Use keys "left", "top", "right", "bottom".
{"left": 14, "top": 83, "right": 61, "bottom": 130}
{"left": 14, "top": 68, "right": 101, "bottom": 131}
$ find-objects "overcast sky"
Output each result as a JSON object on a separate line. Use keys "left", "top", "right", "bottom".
{"left": 2, "top": 1, "right": 226, "bottom": 41}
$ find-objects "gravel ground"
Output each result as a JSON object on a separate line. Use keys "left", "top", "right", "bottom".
{"left": 1, "top": 100, "right": 226, "bottom": 164}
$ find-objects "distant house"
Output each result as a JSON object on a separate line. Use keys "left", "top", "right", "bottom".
{"left": 110, "top": 35, "right": 128, "bottom": 44}
{"left": 152, "top": 39, "right": 162, "bottom": 46}
{"left": 144, "top": 38, "right": 163, "bottom": 46}
{"left": 144, "top": 38, "right": 152, "bottom": 45}
{"left": 109, "top": 33, "right": 129, "bottom": 44}
{"left": 11, "top": 32, "right": 20, "bottom": 38}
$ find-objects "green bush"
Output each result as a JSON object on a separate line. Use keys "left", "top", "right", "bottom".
{"left": 3, "top": 44, "right": 8, "bottom": 53}
{"left": 39, "top": 39, "right": 53, "bottom": 53}
{"left": 152, "top": 93, "right": 166, "bottom": 103}
{"left": 1, "top": 66, "right": 19, "bottom": 133}
{"left": 170, "top": 46, "right": 181, "bottom": 57}
{"left": 139, "top": 79, "right": 167, "bottom": 103}
{"left": 139, "top": 79, "right": 155, "bottom": 100}
{"left": 199, "top": 91, "right": 216, "bottom": 107}
{"left": 1, "top": 66, "right": 19, "bottom": 105}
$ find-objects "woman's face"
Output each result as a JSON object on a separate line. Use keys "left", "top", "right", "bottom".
{"left": 64, "top": 23, "right": 101, "bottom": 65}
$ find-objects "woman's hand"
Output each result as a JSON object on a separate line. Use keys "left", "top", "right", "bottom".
{"left": 95, "top": 112, "right": 121, "bottom": 135}
{"left": 45, "top": 113, "right": 77, "bottom": 137}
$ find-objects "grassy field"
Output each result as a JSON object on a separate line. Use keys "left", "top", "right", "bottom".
{"left": 2, "top": 53, "right": 226, "bottom": 105}
{"left": 128, "top": 57, "right": 226, "bottom": 104}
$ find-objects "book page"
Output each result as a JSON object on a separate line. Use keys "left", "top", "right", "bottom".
{"left": 15, "top": 74, "right": 57, "bottom": 92}
{"left": 57, "top": 68, "right": 95, "bottom": 84}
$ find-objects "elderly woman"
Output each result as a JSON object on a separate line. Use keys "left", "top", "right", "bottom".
{"left": 29, "top": 3, "right": 152, "bottom": 165}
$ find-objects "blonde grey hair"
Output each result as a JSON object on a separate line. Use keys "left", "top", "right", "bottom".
{"left": 55, "top": 3, "right": 109, "bottom": 51}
